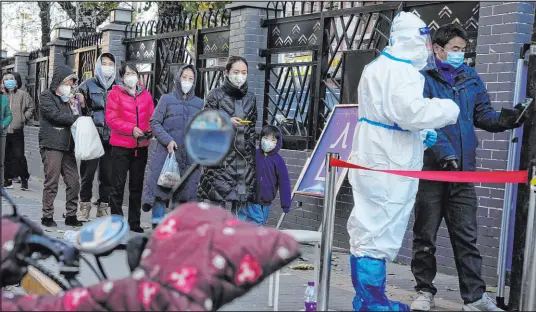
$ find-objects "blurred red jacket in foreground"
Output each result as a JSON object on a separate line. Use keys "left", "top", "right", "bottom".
{"left": 1, "top": 202, "right": 301, "bottom": 311}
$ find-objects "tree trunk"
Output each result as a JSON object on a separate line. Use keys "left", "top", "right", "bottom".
{"left": 157, "top": 2, "right": 184, "bottom": 19}
{"left": 37, "top": 2, "right": 51, "bottom": 47}
{"left": 56, "top": 2, "right": 117, "bottom": 33}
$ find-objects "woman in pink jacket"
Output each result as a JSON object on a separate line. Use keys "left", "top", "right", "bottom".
{"left": 105, "top": 63, "right": 154, "bottom": 233}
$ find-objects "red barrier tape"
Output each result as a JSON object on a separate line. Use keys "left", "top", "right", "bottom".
{"left": 330, "top": 158, "right": 528, "bottom": 183}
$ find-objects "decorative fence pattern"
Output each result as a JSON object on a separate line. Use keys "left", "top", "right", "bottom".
{"left": 124, "top": 9, "right": 231, "bottom": 103}
{"left": 261, "top": 1, "right": 480, "bottom": 149}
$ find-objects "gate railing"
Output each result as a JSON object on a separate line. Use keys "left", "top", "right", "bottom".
{"left": 261, "top": 1, "right": 480, "bottom": 150}
{"left": 124, "top": 9, "right": 230, "bottom": 103}
{"left": 65, "top": 32, "right": 103, "bottom": 84}
{"left": 27, "top": 46, "right": 50, "bottom": 122}
{"left": 0, "top": 57, "right": 15, "bottom": 76}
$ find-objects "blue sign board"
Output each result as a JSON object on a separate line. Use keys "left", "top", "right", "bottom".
{"left": 293, "top": 105, "right": 359, "bottom": 197}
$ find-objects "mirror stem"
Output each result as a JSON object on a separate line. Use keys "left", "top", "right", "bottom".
{"left": 95, "top": 255, "right": 108, "bottom": 280}
{"left": 168, "top": 163, "right": 200, "bottom": 211}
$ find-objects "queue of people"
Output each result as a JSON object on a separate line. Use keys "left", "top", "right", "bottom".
{"left": 1, "top": 52, "right": 291, "bottom": 234}
{"left": 3, "top": 15, "right": 519, "bottom": 311}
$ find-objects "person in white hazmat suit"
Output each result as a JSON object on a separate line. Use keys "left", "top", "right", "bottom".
{"left": 347, "top": 12, "right": 460, "bottom": 311}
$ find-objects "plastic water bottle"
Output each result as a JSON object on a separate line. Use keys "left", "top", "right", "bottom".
{"left": 304, "top": 281, "right": 317, "bottom": 311}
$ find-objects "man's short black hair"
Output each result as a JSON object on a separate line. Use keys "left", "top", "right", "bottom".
{"left": 119, "top": 62, "right": 139, "bottom": 78}
{"left": 432, "top": 24, "right": 468, "bottom": 48}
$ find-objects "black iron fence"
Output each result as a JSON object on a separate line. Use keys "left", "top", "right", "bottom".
{"left": 27, "top": 46, "right": 50, "bottom": 122}
{"left": 124, "top": 9, "right": 231, "bottom": 103}
{"left": 0, "top": 57, "right": 15, "bottom": 76}
{"left": 65, "top": 33, "right": 103, "bottom": 84}
{"left": 261, "top": 1, "right": 480, "bottom": 150}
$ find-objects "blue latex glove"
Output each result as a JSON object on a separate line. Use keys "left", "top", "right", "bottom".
{"left": 423, "top": 129, "right": 437, "bottom": 148}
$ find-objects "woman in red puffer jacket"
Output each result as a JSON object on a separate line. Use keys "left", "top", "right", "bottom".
{"left": 105, "top": 63, "right": 154, "bottom": 233}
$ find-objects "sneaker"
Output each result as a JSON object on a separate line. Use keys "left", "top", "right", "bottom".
{"left": 4, "top": 180, "right": 13, "bottom": 189}
{"left": 463, "top": 293, "right": 504, "bottom": 311}
{"left": 65, "top": 215, "right": 83, "bottom": 227}
{"left": 96, "top": 202, "right": 110, "bottom": 218}
{"left": 77, "top": 202, "right": 92, "bottom": 222}
{"left": 411, "top": 291, "right": 435, "bottom": 311}
{"left": 41, "top": 217, "right": 57, "bottom": 227}
{"left": 12, "top": 177, "right": 21, "bottom": 184}
{"left": 21, "top": 179, "right": 28, "bottom": 191}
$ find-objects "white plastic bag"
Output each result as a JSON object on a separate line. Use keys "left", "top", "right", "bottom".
{"left": 72, "top": 116, "right": 105, "bottom": 160}
{"left": 157, "top": 151, "right": 181, "bottom": 188}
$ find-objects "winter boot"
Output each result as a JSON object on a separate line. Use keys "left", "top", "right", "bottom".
{"left": 350, "top": 255, "right": 410, "bottom": 311}
{"left": 77, "top": 202, "right": 92, "bottom": 222}
{"left": 96, "top": 202, "right": 110, "bottom": 218}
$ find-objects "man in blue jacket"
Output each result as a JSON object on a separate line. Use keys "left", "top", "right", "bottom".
{"left": 410, "top": 24, "right": 526, "bottom": 312}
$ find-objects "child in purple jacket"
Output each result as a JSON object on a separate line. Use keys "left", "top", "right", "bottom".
{"left": 237, "top": 125, "right": 291, "bottom": 225}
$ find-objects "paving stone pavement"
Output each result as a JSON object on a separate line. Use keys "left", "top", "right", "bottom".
{"left": 2, "top": 178, "right": 510, "bottom": 311}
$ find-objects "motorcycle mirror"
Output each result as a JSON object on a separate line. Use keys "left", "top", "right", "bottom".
{"left": 74, "top": 215, "right": 129, "bottom": 255}
{"left": 184, "top": 109, "right": 234, "bottom": 166}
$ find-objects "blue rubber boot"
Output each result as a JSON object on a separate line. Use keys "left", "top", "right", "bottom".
{"left": 350, "top": 255, "right": 410, "bottom": 311}
{"left": 151, "top": 201, "right": 166, "bottom": 228}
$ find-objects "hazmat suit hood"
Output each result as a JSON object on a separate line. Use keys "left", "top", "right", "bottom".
{"left": 172, "top": 64, "right": 197, "bottom": 101}
{"left": 94, "top": 52, "right": 117, "bottom": 90}
{"left": 384, "top": 12, "right": 431, "bottom": 70}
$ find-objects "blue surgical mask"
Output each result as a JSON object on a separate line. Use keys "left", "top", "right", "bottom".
{"left": 4, "top": 80, "right": 16, "bottom": 89}
{"left": 441, "top": 49, "right": 465, "bottom": 69}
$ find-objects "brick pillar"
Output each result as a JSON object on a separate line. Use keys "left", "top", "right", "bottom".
{"left": 13, "top": 52, "right": 30, "bottom": 89}
{"left": 100, "top": 23, "right": 127, "bottom": 65}
{"left": 226, "top": 2, "right": 271, "bottom": 132}
{"left": 46, "top": 40, "right": 68, "bottom": 87}
{"left": 474, "top": 1, "right": 535, "bottom": 281}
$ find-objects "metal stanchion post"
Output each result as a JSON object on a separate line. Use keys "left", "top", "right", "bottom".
{"left": 318, "top": 152, "right": 339, "bottom": 311}
{"left": 521, "top": 166, "right": 536, "bottom": 311}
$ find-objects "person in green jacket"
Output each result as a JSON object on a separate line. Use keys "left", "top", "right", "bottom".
{"left": 1, "top": 94, "right": 13, "bottom": 131}
{"left": 1, "top": 94, "right": 13, "bottom": 188}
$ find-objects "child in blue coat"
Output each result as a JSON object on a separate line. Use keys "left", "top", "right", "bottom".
{"left": 238, "top": 125, "right": 291, "bottom": 225}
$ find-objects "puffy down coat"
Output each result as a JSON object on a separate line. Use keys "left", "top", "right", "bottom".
{"left": 105, "top": 84, "right": 154, "bottom": 149}
{"left": 142, "top": 64, "right": 203, "bottom": 208}
{"left": 197, "top": 79, "right": 258, "bottom": 204}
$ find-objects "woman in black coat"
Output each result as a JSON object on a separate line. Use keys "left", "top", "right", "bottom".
{"left": 197, "top": 56, "right": 257, "bottom": 211}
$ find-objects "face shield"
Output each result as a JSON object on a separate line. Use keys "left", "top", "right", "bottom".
{"left": 417, "top": 27, "right": 437, "bottom": 71}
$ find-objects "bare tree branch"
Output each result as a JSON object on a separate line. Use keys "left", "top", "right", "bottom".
{"left": 57, "top": 1, "right": 77, "bottom": 22}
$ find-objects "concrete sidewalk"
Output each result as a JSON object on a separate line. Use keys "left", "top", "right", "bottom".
{"left": 2, "top": 178, "right": 507, "bottom": 311}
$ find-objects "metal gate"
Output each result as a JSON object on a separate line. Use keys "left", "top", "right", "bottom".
{"left": 124, "top": 9, "right": 230, "bottom": 104}
{"left": 27, "top": 47, "right": 50, "bottom": 122}
{"left": 261, "top": 1, "right": 480, "bottom": 150}
{"left": 65, "top": 33, "right": 103, "bottom": 84}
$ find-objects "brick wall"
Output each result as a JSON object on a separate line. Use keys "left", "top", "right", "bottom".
{"left": 228, "top": 3, "right": 268, "bottom": 133}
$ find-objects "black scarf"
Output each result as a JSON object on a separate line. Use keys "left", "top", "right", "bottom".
{"left": 221, "top": 77, "right": 248, "bottom": 99}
